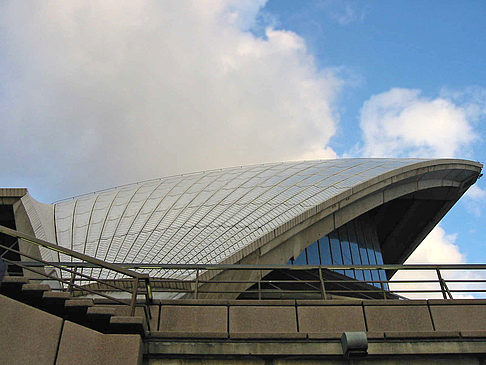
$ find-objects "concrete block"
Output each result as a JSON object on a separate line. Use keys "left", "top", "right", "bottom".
{"left": 228, "top": 299, "right": 295, "bottom": 306}
{"left": 430, "top": 304, "right": 486, "bottom": 331}
{"left": 296, "top": 299, "right": 362, "bottom": 306}
{"left": 298, "top": 305, "right": 365, "bottom": 333}
{"left": 384, "top": 331, "right": 460, "bottom": 339}
{"left": 364, "top": 305, "right": 433, "bottom": 332}
{"left": 229, "top": 306, "right": 297, "bottom": 334}
{"left": 151, "top": 331, "right": 228, "bottom": 339}
{"left": 0, "top": 294, "right": 63, "bottom": 365}
{"left": 461, "top": 331, "right": 486, "bottom": 338}
{"left": 56, "top": 320, "right": 142, "bottom": 365}
{"left": 159, "top": 305, "right": 227, "bottom": 333}
{"left": 229, "top": 332, "right": 307, "bottom": 339}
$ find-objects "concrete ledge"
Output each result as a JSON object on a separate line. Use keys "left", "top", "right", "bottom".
{"left": 428, "top": 299, "right": 486, "bottom": 305}
{"left": 385, "top": 331, "right": 460, "bottom": 339}
{"left": 461, "top": 331, "right": 486, "bottom": 338}
{"left": 366, "top": 332, "right": 385, "bottom": 339}
{"left": 430, "top": 304, "right": 486, "bottom": 331}
{"left": 296, "top": 299, "right": 362, "bottom": 306}
{"left": 227, "top": 299, "right": 295, "bottom": 306}
{"left": 65, "top": 298, "right": 94, "bottom": 307}
{"left": 229, "top": 332, "right": 307, "bottom": 340}
{"left": 307, "top": 332, "right": 342, "bottom": 339}
{"left": 159, "top": 299, "right": 229, "bottom": 305}
{"left": 229, "top": 306, "right": 297, "bottom": 334}
{"left": 159, "top": 305, "right": 227, "bottom": 333}
{"left": 110, "top": 316, "right": 148, "bottom": 337}
{"left": 298, "top": 305, "right": 365, "bottom": 333}
{"left": 365, "top": 305, "right": 434, "bottom": 332}
{"left": 364, "top": 300, "right": 428, "bottom": 306}
{"left": 151, "top": 331, "right": 228, "bottom": 339}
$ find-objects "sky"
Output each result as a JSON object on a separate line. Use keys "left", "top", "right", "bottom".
{"left": 1, "top": 1, "right": 485, "bottom": 279}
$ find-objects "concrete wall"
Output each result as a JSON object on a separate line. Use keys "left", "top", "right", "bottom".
{"left": 0, "top": 294, "right": 142, "bottom": 365}
{"left": 149, "top": 299, "right": 486, "bottom": 340}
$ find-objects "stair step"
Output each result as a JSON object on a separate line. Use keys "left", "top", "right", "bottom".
{"left": 1, "top": 276, "right": 30, "bottom": 285}
{"left": 109, "top": 315, "right": 148, "bottom": 337}
{"left": 22, "top": 283, "right": 51, "bottom": 293}
{"left": 21, "top": 283, "right": 52, "bottom": 304}
{"left": 43, "top": 291, "right": 71, "bottom": 300}
{"left": 0, "top": 276, "right": 30, "bottom": 299}
{"left": 41, "top": 291, "right": 72, "bottom": 315}
{"left": 85, "top": 306, "right": 118, "bottom": 332}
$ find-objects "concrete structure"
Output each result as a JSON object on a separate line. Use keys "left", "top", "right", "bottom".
{"left": 1, "top": 158, "right": 486, "bottom": 364}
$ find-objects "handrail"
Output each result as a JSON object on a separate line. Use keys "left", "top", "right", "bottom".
{"left": 0, "top": 225, "right": 146, "bottom": 279}
{"left": 0, "top": 225, "right": 153, "bottom": 317}
{"left": 2, "top": 225, "right": 485, "bottom": 301}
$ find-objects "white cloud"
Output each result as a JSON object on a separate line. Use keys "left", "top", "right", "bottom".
{"left": 462, "top": 184, "right": 486, "bottom": 217}
{"left": 359, "top": 88, "right": 479, "bottom": 158}
{"left": 318, "top": 0, "right": 366, "bottom": 25}
{"left": 465, "top": 185, "right": 486, "bottom": 200}
{"left": 0, "top": 1, "right": 340, "bottom": 201}
{"left": 389, "top": 226, "right": 483, "bottom": 299}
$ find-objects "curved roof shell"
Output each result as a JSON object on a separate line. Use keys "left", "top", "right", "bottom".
{"left": 23, "top": 158, "right": 477, "bottom": 278}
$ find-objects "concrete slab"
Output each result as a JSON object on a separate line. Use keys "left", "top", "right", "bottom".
{"left": 364, "top": 305, "right": 434, "bottom": 332}
{"left": 430, "top": 304, "right": 486, "bottom": 331}
{"left": 0, "top": 294, "right": 63, "bottom": 365}
{"left": 56, "top": 320, "right": 142, "bottom": 365}
{"left": 159, "top": 305, "right": 227, "bottom": 333}
{"left": 298, "top": 305, "right": 366, "bottom": 333}
{"left": 229, "top": 306, "right": 297, "bottom": 334}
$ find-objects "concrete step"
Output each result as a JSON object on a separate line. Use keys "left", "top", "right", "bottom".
{"left": 109, "top": 315, "right": 148, "bottom": 337}
{"left": 0, "top": 276, "right": 31, "bottom": 299}
{"left": 86, "top": 306, "right": 117, "bottom": 332}
{"left": 21, "top": 283, "right": 52, "bottom": 304}
{"left": 41, "top": 291, "right": 72, "bottom": 315}
{"left": 64, "top": 298, "right": 94, "bottom": 324}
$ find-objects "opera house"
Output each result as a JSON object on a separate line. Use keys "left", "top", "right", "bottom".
{"left": 1, "top": 158, "right": 486, "bottom": 364}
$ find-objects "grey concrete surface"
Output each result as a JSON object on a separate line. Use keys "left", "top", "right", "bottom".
{"left": 0, "top": 294, "right": 63, "bottom": 365}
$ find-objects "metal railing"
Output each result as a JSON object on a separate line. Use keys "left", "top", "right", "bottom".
{"left": 0, "top": 226, "right": 152, "bottom": 317}
{"left": 1, "top": 225, "right": 486, "bottom": 301}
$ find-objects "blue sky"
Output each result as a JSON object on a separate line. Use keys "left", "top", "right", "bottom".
{"left": 263, "top": 0, "right": 486, "bottom": 264}
{"left": 0, "top": 1, "right": 485, "bottom": 267}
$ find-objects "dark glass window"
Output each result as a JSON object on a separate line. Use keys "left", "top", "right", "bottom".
{"left": 306, "top": 241, "right": 320, "bottom": 265}
{"left": 346, "top": 221, "right": 364, "bottom": 281}
{"left": 329, "top": 230, "right": 344, "bottom": 274}
{"left": 319, "top": 237, "right": 332, "bottom": 265}
{"left": 289, "top": 215, "right": 388, "bottom": 289}
{"left": 338, "top": 226, "right": 354, "bottom": 278}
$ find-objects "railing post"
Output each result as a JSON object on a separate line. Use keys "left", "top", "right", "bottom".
{"left": 318, "top": 267, "right": 327, "bottom": 300}
{"left": 258, "top": 270, "right": 262, "bottom": 300}
{"left": 194, "top": 269, "right": 199, "bottom": 299}
{"left": 436, "top": 268, "right": 453, "bottom": 299}
{"left": 68, "top": 264, "right": 77, "bottom": 294}
{"left": 130, "top": 277, "right": 140, "bottom": 316}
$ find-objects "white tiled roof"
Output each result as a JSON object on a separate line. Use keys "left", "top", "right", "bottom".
{"left": 52, "top": 158, "right": 436, "bottom": 278}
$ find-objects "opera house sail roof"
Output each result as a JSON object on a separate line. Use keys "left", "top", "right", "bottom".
{"left": 13, "top": 158, "right": 483, "bottom": 281}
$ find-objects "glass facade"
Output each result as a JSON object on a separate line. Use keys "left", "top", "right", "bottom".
{"left": 288, "top": 215, "right": 388, "bottom": 289}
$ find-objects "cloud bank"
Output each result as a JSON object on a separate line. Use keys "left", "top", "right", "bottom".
{"left": 0, "top": 0, "right": 340, "bottom": 201}
{"left": 359, "top": 88, "right": 478, "bottom": 158}
{"left": 390, "top": 226, "right": 482, "bottom": 299}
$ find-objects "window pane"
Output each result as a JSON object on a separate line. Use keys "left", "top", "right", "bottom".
{"left": 319, "top": 237, "right": 332, "bottom": 265}
{"left": 346, "top": 221, "right": 364, "bottom": 281}
{"left": 354, "top": 220, "right": 372, "bottom": 283}
{"left": 338, "top": 226, "right": 354, "bottom": 278}
{"left": 329, "top": 230, "right": 344, "bottom": 274}
{"left": 306, "top": 241, "right": 320, "bottom": 265}
{"left": 294, "top": 249, "right": 307, "bottom": 265}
